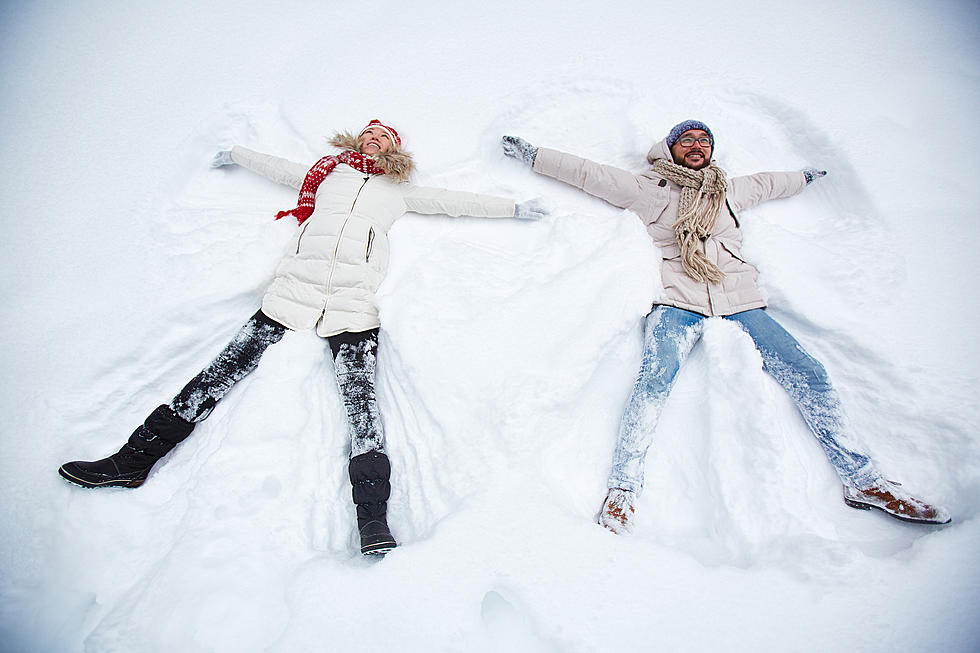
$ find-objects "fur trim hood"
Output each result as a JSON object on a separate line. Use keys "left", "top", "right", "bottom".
{"left": 329, "top": 131, "right": 415, "bottom": 182}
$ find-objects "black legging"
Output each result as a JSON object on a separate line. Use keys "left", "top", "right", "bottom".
{"left": 328, "top": 329, "right": 384, "bottom": 455}
{"left": 168, "top": 310, "right": 384, "bottom": 454}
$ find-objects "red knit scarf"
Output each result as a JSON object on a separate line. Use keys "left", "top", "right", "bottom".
{"left": 275, "top": 150, "right": 387, "bottom": 225}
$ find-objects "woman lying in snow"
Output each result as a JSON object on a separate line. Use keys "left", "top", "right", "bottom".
{"left": 59, "top": 119, "right": 546, "bottom": 555}
{"left": 502, "top": 119, "right": 950, "bottom": 531}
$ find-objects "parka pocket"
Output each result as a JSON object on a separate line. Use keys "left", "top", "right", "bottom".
{"left": 718, "top": 239, "right": 749, "bottom": 264}
{"left": 659, "top": 242, "right": 681, "bottom": 260}
{"left": 365, "top": 227, "right": 376, "bottom": 263}
{"left": 717, "top": 239, "right": 760, "bottom": 280}
{"left": 295, "top": 221, "right": 311, "bottom": 254}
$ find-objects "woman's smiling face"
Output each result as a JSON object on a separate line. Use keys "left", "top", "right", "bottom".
{"left": 358, "top": 127, "right": 393, "bottom": 156}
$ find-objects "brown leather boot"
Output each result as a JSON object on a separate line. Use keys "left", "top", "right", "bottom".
{"left": 843, "top": 481, "right": 951, "bottom": 525}
{"left": 598, "top": 488, "right": 636, "bottom": 534}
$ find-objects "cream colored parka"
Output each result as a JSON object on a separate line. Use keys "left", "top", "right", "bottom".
{"left": 532, "top": 138, "right": 807, "bottom": 316}
{"left": 231, "top": 146, "right": 516, "bottom": 336}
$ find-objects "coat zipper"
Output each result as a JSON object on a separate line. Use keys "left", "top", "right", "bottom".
{"left": 703, "top": 237, "right": 716, "bottom": 316}
{"left": 323, "top": 176, "right": 372, "bottom": 312}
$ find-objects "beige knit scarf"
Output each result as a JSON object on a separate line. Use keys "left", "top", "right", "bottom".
{"left": 652, "top": 158, "right": 729, "bottom": 284}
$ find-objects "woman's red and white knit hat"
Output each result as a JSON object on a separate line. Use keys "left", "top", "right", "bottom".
{"left": 358, "top": 119, "right": 402, "bottom": 147}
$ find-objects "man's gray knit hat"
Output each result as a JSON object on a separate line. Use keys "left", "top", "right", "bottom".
{"left": 666, "top": 120, "right": 714, "bottom": 148}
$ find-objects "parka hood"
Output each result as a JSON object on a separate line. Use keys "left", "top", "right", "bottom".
{"left": 645, "top": 137, "right": 673, "bottom": 165}
{"left": 329, "top": 131, "right": 415, "bottom": 182}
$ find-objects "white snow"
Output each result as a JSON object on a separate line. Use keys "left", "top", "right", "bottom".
{"left": 2, "top": 1, "right": 979, "bottom": 651}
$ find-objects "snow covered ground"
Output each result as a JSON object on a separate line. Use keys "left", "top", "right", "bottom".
{"left": 2, "top": 1, "right": 979, "bottom": 651}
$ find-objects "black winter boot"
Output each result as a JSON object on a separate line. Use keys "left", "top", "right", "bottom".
{"left": 349, "top": 451, "right": 397, "bottom": 555}
{"left": 59, "top": 405, "right": 195, "bottom": 488}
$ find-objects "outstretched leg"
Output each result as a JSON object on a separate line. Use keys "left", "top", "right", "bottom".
{"left": 328, "top": 329, "right": 396, "bottom": 554}
{"left": 59, "top": 310, "right": 287, "bottom": 488}
{"left": 725, "top": 309, "right": 878, "bottom": 488}
{"left": 170, "top": 310, "right": 289, "bottom": 423}
{"left": 601, "top": 306, "right": 704, "bottom": 534}
{"left": 327, "top": 329, "right": 385, "bottom": 456}
{"left": 726, "top": 309, "right": 949, "bottom": 524}
{"left": 607, "top": 306, "right": 704, "bottom": 494}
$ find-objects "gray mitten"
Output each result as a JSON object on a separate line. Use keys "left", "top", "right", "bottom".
{"left": 210, "top": 150, "right": 235, "bottom": 168}
{"left": 514, "top": 199, "right": 548, "bottom": 220}
{"left": 501, "top": 135, "right": 538, "bottom": 166}
{"left": 802, "top": 168, "right": 827, "bottom": 185}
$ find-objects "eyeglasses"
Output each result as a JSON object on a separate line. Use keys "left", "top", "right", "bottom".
{"left": 676, "top": 136, "right": 712, "bottom": 148}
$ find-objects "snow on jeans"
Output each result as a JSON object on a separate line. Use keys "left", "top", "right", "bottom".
{"left": 169, "top": 309, "right": 384, "bottom": 456}
{"left": 608, "top": 305, "right": 881, "bottom": 494}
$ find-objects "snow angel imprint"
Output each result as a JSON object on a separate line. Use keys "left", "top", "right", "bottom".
{"left": 60, "top": 119, "right": 547, "bottom": 556}
{"left": 502, "top": 120, "right": 950, "bottom": 532}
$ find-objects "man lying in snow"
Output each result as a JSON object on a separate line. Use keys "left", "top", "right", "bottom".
{"left": 59, "top": 119, "right": 547, "bottom": 556}
{"left": 502, "top": 120, "right": 950, "bottom": 531}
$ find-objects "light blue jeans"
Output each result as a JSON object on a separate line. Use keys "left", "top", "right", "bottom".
{"left": 608, "top": 306, "right": 881, "bottom": 494}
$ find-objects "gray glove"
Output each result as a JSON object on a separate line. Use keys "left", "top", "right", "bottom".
{"left": 210, "top": 150, "right": 235, "bottom": 168}
{"left": 802, "top": 168, "right": 827, "bottom": 185}
{"left": 514, "top": 199, "right": 548, "bottom": 220}
{"left": 501, "top": 135, "right": 538, "bottom": 167}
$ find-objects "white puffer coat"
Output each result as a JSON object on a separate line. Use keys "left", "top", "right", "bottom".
{"left": 532, "top": 138, "right": 806, "bottom": 316}
{"left": 230, "top": 146, "right": 516, "bottom": 336}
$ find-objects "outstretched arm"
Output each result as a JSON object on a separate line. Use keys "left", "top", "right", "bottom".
{"left": 210, "top": 146, "right": 310, "bottom": 190}
{"left": 402, "top": 185, "right": 517, "bottom": 219}
{"left": 727, "top": 167, "right": 827, "bottom": 213}
{"left": 501, "top": 135, "right": 643, "bottom": 209}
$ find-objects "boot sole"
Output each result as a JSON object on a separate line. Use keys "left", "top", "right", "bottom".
{"left": 361, "top": 540, "right": 397, "bottom": 556}
{"left": 58, "top": 466, "right": 146, "bottom": 489}
{"left": 843, "top": 496, "right": 951, "bottom": 525}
